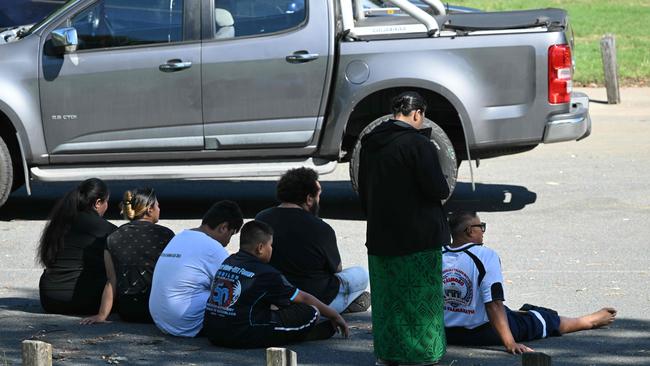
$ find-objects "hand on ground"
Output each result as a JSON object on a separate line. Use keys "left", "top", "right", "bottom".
{"left": 79, "top": 314, "right": 110, "bottom": 325}
{"left": 331, "top": 314, "right": 350, "bottom": 338}
{"left": 505, "top": 342, "right": 534, "bottom": 354}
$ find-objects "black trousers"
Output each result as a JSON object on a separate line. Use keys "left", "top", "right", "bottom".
{"left": 446, "top": 304, "right": 562, "bottom": 346}
{"left": 208, "top": 303, "right": 335, "bottom": 349}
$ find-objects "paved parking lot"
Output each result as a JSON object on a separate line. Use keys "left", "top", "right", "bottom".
{"left": 1, "top": 88, "right": 649, "bottom": 365}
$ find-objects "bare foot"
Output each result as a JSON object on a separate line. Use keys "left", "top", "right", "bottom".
{"left": 585, "top": 307, "right": 617, "bottom": 329}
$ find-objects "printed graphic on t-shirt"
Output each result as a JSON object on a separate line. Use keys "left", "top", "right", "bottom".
{"left": 212, "top": 278, "right": 241, "bottom": 311}
{"left": 443, "top": 267, "right": 475, "bottom": 314}
{"left": 207, "top": 264, "right": 254, "bottom": 317}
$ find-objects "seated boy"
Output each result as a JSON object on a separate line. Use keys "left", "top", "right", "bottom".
{"left": 149, "top": 201, "right": 243, "bottom": 337}
{"left": 443, "top": 211, "right": 617, "bottom": 354}
{"left": 203, "top": 220, "right": 349, "bottom": 348}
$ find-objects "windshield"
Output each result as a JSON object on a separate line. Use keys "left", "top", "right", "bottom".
{"left": 0, "top": 0, "right": 69, "bottom": 29}
{"left": 19, "top": 0, "right": 78, "bottom": 36}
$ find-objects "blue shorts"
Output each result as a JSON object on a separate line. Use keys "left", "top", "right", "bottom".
{"left": 445, "top": 303, "right": 561, "bottom": 346}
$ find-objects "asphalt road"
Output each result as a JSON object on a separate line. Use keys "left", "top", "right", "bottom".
{"left": 1, "top": 88, "right": 649, "bottom": 365}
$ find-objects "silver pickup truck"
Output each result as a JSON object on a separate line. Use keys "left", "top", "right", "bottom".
{"left": 0, "top": 0, "right": 590, "bottom": 207}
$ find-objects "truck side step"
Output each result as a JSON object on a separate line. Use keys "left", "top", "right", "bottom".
{"left": 30, "top": 158, "right": 337, "bottom": 182}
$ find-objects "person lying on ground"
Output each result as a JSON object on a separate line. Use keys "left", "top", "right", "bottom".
{"left": 38, "top": 178, "right": 116, "bottom": 315}
{"left": 81, "top": 188, "right": 174, "bottom": 324}
{"left": 256, "top": 167, "right": 370, "bottom": 314}
{"left": 203, "top": 220, "right": 349, "bottom": 348}
{"left": 443, "top": 211, "right": 617, "bottom": 354}
{"left": 148, "top": 200, "right": 243, "bottom": 337}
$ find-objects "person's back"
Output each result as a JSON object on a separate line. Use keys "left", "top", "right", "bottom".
{"left": 149, "top": 230, "right": 227, "bottom": 336}
{"left": 108, "top": 220, "right": 174, "bottom": 298}
{"left": 204, "top": 221, "right": 349, "bottom": 349}
{"left": 38, "top": 178, "right": 115, "bottom": 315}
{"left": 256, "top": 206, "right": 340, "bottom": 304}
{"left": 149, "top": 201, "right": 243, "bottom": 337}
{"left": 359, "top": 119, "right": 450, "bottom": 256}
{"left": 442, "top": 242, "right": 503, "bottom": 329}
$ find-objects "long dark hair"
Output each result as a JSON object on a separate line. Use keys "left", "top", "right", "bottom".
{"left": 38, "top": 178, "right": 109, "bottom": 267}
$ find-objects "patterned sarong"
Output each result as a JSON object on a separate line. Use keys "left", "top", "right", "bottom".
{"left": 369, "top": 249, "right": 446, "bottom": 364}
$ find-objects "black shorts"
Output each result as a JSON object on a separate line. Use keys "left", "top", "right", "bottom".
{"left": 208, "top": 303, "right": 335, "bottom": 349}
{"left": 445, "top": 303, "right": 561, "bottom": 346}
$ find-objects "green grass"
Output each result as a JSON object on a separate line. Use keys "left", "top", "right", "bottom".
{"left": 450, "top": 0, "right": 650, "bottom": 86}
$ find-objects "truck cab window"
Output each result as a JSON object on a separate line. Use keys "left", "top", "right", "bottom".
{"left": 70, "top": 0, "right": 184, "bottom": 50}
{"left": 214, "top": 0, "right": 305, "bottom": 38}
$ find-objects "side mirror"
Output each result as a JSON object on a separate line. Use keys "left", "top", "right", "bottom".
{"left": 51, "top": 27, "right": 78, "bottom": 54}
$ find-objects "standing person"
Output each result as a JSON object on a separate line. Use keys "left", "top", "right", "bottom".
{"left": 358, "top": 91, "right": 451, "bottom": 365}
{"left": 256, "top": 167, "right": 370, "bottom": 314}
{"left": 203, "top": 220, "right": 349, "bottom": 348}
{"left": 149, "top": 200, "right": 244, "bottom": 337}
{"left": 81, "top": 188, "right": 174, "bottom": 324}
{"left": 443, "top": 211, "right": 617, "bottom": 354}
{"left": 38, "top": 178, "right": 116, "bottom": 315}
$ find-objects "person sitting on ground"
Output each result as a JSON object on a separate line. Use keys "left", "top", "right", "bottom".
{"left": 203, "top": 220, "right": 349, "bottom": 349}
{"left": 443, "top": 211, "right": 617, "bottom": 354}
{"left": 38, "top": 178, "right": 117, "bottom": 315}
{"left": 81, "top": 188, "right": 174, "bottom": 324}
{"left": 149, "top": 200, "right": 244, "bottom": 337}
{"left": 256, "top": 167, "right": 370, "bottom": 314}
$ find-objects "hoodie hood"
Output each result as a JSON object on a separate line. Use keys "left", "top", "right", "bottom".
{"left": 361, "top": 119, "right": 432, "bottom": 152}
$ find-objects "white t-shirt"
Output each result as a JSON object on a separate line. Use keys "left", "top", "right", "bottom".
{"left": 149, "top": 229, "right": 229, "bottom": 337}
{"left": 442, "top": 242, "right": 505, "bottom": 329}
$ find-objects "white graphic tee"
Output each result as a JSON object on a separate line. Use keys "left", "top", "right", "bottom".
{"left": 442, "top": 243, "right": 505, "bottom": 329}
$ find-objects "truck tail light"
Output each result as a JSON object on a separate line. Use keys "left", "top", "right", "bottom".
{"left": 548, "top": 44, "right": 572, "bottom": 104}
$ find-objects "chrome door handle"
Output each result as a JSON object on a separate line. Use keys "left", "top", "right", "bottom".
{"left": 159, "top": 59, "right": 193, "bottom": 72}
{"left": 286, "top": 51, "right": 319, "bottom": 63}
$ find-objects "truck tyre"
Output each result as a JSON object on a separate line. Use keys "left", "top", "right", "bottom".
{"left": 0, "top": 136, "right": 13, "bottom": 207}
{"left": 349, "top": 115, "right": 457, "bottom": 202}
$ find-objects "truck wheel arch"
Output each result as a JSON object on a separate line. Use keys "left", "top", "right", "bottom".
{"left": 340, "top": 85, "right": 473, "bottom": 164}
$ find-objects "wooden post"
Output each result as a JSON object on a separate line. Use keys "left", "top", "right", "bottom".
{"left": 600, "top": 34, "right": 620, "bottom": 104}
{"left": 522, "top": 352, "right": 552, "bottom": 366}
{"left": 21, "top": 340, "right": 52, "bottom": 366}
{"left": 266, "top": 347, "right": 297, "bottom": 366}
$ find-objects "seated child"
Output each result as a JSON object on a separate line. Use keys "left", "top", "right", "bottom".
{"left": 443, "top": 211, "right": 617, "bottom": 354}
{"left": 203, "top": 220, "right": 349, "bottom": 348}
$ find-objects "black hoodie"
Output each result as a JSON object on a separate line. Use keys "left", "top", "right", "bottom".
{"left": 358, "top": 119, "right": 450, "bottom": 256}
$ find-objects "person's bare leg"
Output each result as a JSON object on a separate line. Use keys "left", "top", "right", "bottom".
{"left": 558, "top": 307, "right": 617, "bottom": 334}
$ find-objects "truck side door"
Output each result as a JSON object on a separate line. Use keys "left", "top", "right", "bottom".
{"left": 201, "top": 0, "right": 330, "bottom": 150}
{"left": 39, "top": 0, "right": 203, "bottom": 159}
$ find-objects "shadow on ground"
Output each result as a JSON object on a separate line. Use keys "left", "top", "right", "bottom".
{"left": 0, "top": 180, "right": 536, "bottom": 222}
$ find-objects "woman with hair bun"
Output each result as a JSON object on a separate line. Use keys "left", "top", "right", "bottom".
{"left": 38, "top": 178, "right": 116, "bottom": 314}
{"left": 82, "top": 187, "right": 174, "bottom": 324}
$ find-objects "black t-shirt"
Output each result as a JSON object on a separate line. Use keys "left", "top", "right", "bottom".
{"left": 39, "top": 211, "right": 117, "bottom": 292}
{"left": 204, "top": 251, "right": 298, "bottom": 339}
{"left": 256, "top": 207, "right": 341, "bottom": 304}
{"left": 106, "top": 221, "right": 174, "bottom": 297}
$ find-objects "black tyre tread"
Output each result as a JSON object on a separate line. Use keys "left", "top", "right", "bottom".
{"left": 349, "top": 115, "right": 457, "bottom": 202}
{"left": 0, "top": 137, "right": 13, "bottom": 207}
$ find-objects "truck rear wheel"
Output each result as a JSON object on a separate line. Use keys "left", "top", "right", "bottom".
{"left": 349, "top": 114, "right": 457, "bottom": 202}
{"left": 0, "top": 136, "right": 14, "bottom": 207}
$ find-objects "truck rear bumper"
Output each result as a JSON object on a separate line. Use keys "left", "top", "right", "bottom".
{"left": 543, "top": 92, "right": 592, "bottom": 143}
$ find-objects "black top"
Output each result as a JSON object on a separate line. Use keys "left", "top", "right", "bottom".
{"left": 105, "top": 221, "right": 174, "bottom": 297}
{"left": 39, "top": 211, "right": 117, "bottom": 292}
{"left": 204, "top": 251, "right": 298, "bottom": 338}
{"left": 358, "top": 119, "right": 450, "bottom": 256}
{"left": 256, "top": 207, "right": 341, "bottom": 304}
